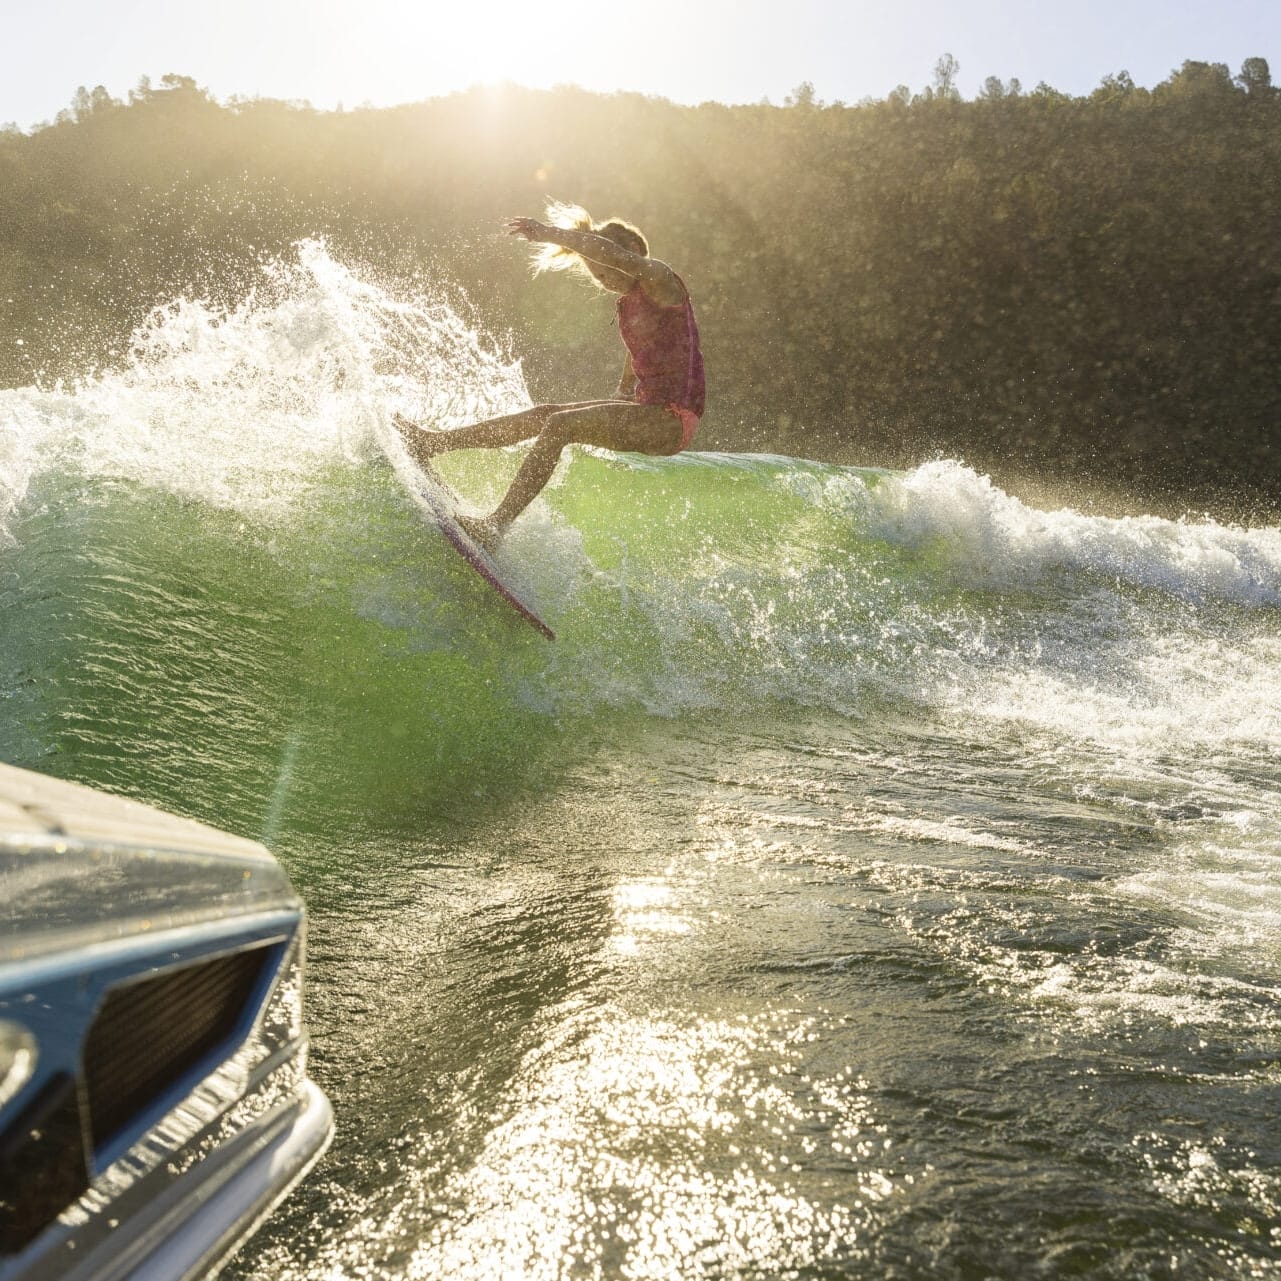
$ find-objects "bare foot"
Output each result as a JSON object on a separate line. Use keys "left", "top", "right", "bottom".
{"left": 392, "top": 412, "right": 446, "bottom": 464}
{"left": 456, "top": 513, "right": 504, "bottom": 553}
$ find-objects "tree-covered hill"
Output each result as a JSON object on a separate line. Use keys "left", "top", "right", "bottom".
{"left": 3, "top": 61, "right": 1278, "bottom": 510}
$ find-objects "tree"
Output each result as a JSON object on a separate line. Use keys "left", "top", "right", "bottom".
{"left": 1092, "top": 71, "right": 1137, "bottom": 104}
{"left": 785, "top": 81, "right": 820, "bottom": 109}
{"left": 933, "top": 54, "right": 961, "bottom": 100}
{"left": 979, "top": 76, "right": 1020, "bottom": 102}
{"left": 1237, "top": 57, "right": 1273, "bottom": 97}
{"left": 158, "top": 73, "right": 206, "bottom": 98}
{"left": 1030, "top": 81, "right": 1070, "bottom": 102}
{"left": 70, "top": 84, "right": 119, "bottom": 119}
{"left": 1160, "top": 60, "right": 1236, "bottom": 100}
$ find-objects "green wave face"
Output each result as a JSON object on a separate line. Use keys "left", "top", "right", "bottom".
{"left": 3, "top": 242, "right": 1279, "bottom": 847}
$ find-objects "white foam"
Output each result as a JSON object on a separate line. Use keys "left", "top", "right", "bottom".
{"left": 859, "top": 460, "right": 1281, "bottom": 607}
{"left": 952, "top": 635, "right": 1281, "bottom": 754}
{"left": 0, "top": 387, "right": 62, "bottom": 546}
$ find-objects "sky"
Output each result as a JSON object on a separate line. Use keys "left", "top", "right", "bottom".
{"left": 4, "top": 0, "right": 1279, "bottom": 128}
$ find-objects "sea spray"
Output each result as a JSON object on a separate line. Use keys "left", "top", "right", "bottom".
{"left": 0, "top": 240, "right": 530, "bottom": 543}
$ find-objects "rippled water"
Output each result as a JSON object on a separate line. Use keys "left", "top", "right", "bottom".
{"left": 2, "top": 243, "right": 1278, "bottom": 1278}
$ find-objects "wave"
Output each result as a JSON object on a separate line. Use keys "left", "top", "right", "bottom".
{"left": 1, "top": 240, "right": 1279, "bottom": 819}
{"left": 861, "top": 460, "right": 1281, "bottom": 606}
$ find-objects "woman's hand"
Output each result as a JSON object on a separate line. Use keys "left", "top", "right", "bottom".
{"left": 506, "top": 217, "right": 552, "bottom": 242}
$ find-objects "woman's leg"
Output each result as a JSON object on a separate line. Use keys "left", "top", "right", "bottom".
{"left": 394, "top": 406, "right": 547, "bottom": 465}
{"left": 393, "top": 401, "right": 621, "bottom": 467}
{"left": 486, "top": 401, "right": 681, "bottom": 531}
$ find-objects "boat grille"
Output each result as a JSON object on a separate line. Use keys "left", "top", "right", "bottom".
{"left": 83, "top": 945, "right": 272, "bottom": 1152}
{"left": 0, "top": 942, "right": 277, "bottom": 1256}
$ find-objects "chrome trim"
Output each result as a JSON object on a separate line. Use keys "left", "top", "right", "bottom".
{"left": 0, "top": 1024, "right": 36, "bottom": 1112}
{"left": 0, "top": 912, "right": 299, "bottom": 995}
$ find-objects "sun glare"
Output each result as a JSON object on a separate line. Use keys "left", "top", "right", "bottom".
{"left": 390, "top": 0, "right": 611, "bottom": 97}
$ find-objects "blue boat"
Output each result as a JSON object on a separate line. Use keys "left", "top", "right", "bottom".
{"left": 0, "top": 763, "right": 333, "bottom": 1281}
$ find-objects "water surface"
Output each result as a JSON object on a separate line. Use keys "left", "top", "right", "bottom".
{"left": 2, "top": 244, "right": 1278, "bottom": 1278}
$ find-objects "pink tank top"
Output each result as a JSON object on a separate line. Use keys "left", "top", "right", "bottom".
{"left": 616, "top": 276, "right": 705, "bottom": 416}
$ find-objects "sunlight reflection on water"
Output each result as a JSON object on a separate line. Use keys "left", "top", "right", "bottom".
{"left": 405, "top": 1006, "right": 890, "bottom": 1280}
{"left": 609, "top": 877, "right": 693, "bottom": 957}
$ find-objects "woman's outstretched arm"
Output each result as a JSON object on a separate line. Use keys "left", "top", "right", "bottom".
{"left": 507, "top": 218, "right": 685, "bottom": 304}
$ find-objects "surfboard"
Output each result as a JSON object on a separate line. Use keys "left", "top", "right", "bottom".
{"left": 377, "top": 421, "right": 555, "bottom": 640}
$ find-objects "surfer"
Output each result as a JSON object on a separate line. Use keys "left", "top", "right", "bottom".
{"left": 394, "top": 203, "right": 705, "bottom": 548}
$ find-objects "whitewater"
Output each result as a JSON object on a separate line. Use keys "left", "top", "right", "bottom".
{"left": 2, "top": 241, "right": 1279, "bottom": 1278}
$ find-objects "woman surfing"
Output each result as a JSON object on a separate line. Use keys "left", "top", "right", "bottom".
{"left": 394, "top": 203, "right": 705, "bottom": 548}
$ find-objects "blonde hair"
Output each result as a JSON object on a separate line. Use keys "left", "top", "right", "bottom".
{"left": 533, "top": 200, "right": 648, "bottom": 284}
